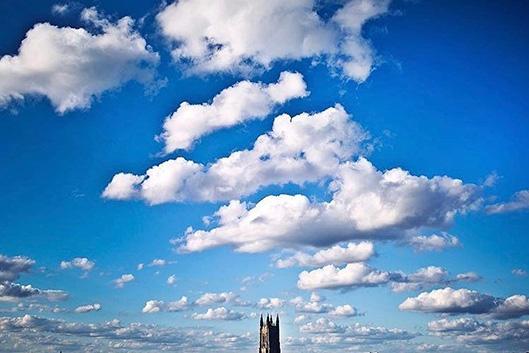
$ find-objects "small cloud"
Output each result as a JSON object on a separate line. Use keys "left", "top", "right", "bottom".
{"left": 51, "top": 3, "right": 69, "bottom": 15}
{"left": 74, "top": 303, "right": 101, "bottom": 313}
{"left": 512, "top": 268, "right": 528, "bottom": 277}
{"left": 60, "top": 257, "right": 95, "bottom": 272}
{"left": 113, "top": 274, "right": 134, "bottom": 288}
{"left": 167, "top": 275, "right": 177, "bottom": 286}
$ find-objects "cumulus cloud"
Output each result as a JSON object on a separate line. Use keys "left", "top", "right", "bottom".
{"left": 298, "top": 262, "right": 395, "bottom": 290}
{"left": 455, "top": 272, "right": 481, "bottom": 282}
{"left": 157, "top": 71, "right": 308, "bottom": 152}
{"left": 74, "top": 303, "right": 101, "bottom": 313}
{"left": 290, "top": 292, "right": 361, "bottom": 317}
{"left": 330, "top": 304, "right": 361, "bottom": 317}
{"left": 195, "top": 292, "right": 238, "bottom": 306}
{"left": 428, "top": 317, "right": 529, "bottom": 348}
{"left": 390, "top": 266, "right": 449, "bottom": 293}
{"left": 192, "top": 307, "right": 246, "bottom": 321}
{"left": 299, "top": 317, "right": 416, "bottom": 342}
{"left": 104, "top": 105, "right": 367, "bottom": 204}
{"left": 407, "top": 233, "right": 461, "bottom": 252}
{"left": 142, "top": 296, "right": 188, "bottom": 313}
{"left": 113, "top": 274, "right": 134, "bottom": 288}
{"left": 275, "top": 241, "right": 374, "bottom": 268}
{"left": 0, "top": 254, "right": 35, "bottom": 281}
{"left": 400, "top": 287, "right": 529, "bottom": 319}
{"left": 0, "top": 314, "right": 253, "bottom": 352}
{"left": 0, "top": 281, "right": 68, "bottom": 302}
{"left": 156, "top": 0, "right": 390, "bottom": 82}
{"left": 0, "top": 7, "right": 159, "bottom": 113}
{"left": 486, "top": 189, "right": 529, "bottom": 214}
{"left": 179, "top": 158, "right": 480, "bottom": 253}
{"left": 60, "top": 257, "right": 95, "bottom": 272}
{"left": 257, "top": 298, "right": 285, "bottom": 309}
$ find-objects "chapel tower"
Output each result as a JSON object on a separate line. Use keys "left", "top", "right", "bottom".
{"left": 259, "top": 314, "right": 280, "bottom": 353}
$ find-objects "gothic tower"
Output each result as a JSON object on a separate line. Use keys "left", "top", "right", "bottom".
{"left": 259, "top": 314, "right": 280, "bottom": 353}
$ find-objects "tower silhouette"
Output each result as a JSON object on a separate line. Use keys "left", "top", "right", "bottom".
{"left": 259, "top": 314, "right": 280, "bottom": 353}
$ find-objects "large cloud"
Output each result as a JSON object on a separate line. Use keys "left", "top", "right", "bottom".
{"left": 157, "top": 71, "right": 308, "bottom": 152}
{"left": 156, "top": 0, "right": 390, "bottom": 82}
{"left": 0, "top": 7, "right": 159, "bottom": 113}
{"left": 400, "top": 287, "right": 529, "bottom": 319}
{"left": 0, "top": 254, "right": 35, "bottom": 281}
{"left": 178, "top": 158, "right": 481, "bottom": 253}
{"left": 103, "top": 105, "right": 367, "bottom": 204}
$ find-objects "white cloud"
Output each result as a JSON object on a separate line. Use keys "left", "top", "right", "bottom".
{"left": 455, "top": 272, "right": 481, "bottom": 282}
{"left": 330, "top": 304, "right": 360, "bottom": 317}
{"left": 399, "top": 287, "right": 496, "bottom": 314}
{"left": 400, "top": 287, "right": 529, "bottom": 319}
{"left": 191, "top": 307, "right": 246, "bottom": 321}
{"left": 104, "top": 105, "right": 367, "bottom": 204}
{"left": 0, "top": 7, "right": 159, "bottom": 113}
{"left": 195, "top": 292, "right": 238, "bottom": 306}
{"left": 178, "top": 158, "right": 481, "bottom": 253}
{"left": 51, "top": 3, "right": 69, "bottom": 15}
{"left": 137, "top": 263, "right": 144, "bottom": 270}
{"left": 0, "top": 255, "right": 35, "bottom": 281}
{"left": 390, "top": 266, "right": 449, "bottom": 293}
{"left": 257, "top": 297, "right": 285, "bottom": 309}
{"left": 113, "top": 274, "right": 134, "bottom": 288}
{"left": 297, "top": 262, "right": 393, "bottom": 290}
{"left": 407, "top": 233, "right": 461, "bottom": 251}
{"left": 157, "top": 71, "right": 308, "bottom": 152}
{"left": 486, "top": 189, "right": 529, "bottom": 214}
{"left": 0, "top": 314, "right": 254, "bottom": 352}
{"left": 275, "top": 241, "right": 374, "bottom": 268}
{"left": 167, "top": 275, "right": 177, "bottom": 286}
{"left": 289, "top": 292, "right": 361, "bottom": 316}
{"left": 156, "top": 0, "right": 390, "bottom": 82}
{"left": 298, "top": 317, "right": 416, "bottom": 342}
{"left": 148, "top": 258, "right": 167, "bottom": 267}
{"left": 142, "top": 296, "right": 188, "bottom": 313}
{"left": 512, "top": 268, "right": 528, "bottom": 277}
{"left": 290, "top": 293, "right": 333, "bottom": 313}
{"left": 428, "top": 317, "right": 529, "bottom": 348}
{"left": 74, "top": 303, "right": 101, "bottom": 313}
{"left": 60, "top": 257, "right": 95, "bottom": 272}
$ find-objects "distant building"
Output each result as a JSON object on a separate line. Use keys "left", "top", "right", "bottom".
{"left": 259, "top": 314, "right": 280, "bottom": 353}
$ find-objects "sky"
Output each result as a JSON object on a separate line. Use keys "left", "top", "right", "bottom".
{"left": 1, "top": 0, "right": 529, "bottom": 352}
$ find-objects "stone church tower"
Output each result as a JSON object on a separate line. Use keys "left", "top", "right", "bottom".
{"left": 259, "top": 314, "right": 280, "bottom": 353}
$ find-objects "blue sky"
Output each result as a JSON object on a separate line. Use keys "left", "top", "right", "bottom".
{"left": 1, "top": 0, "right": 529, "bottom": 352}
